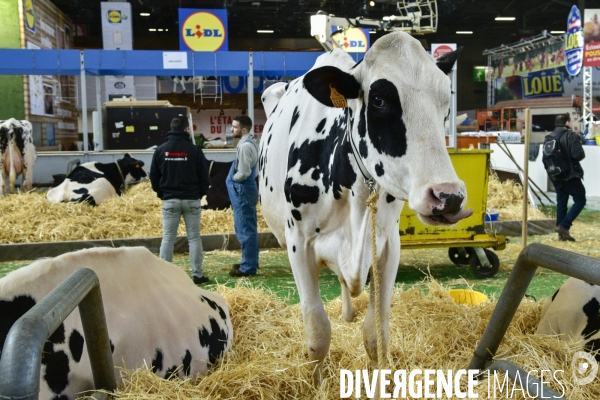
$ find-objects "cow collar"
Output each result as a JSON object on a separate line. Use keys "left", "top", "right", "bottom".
{"left": 345, "top": 107, "right": 376, "bottom": 194}
{"left": 115, "top": 161, "right": 126, "bottom": 189}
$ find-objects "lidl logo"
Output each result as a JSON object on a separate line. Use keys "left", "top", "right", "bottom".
{"left": 179, "top": 9, "right": 228, "bottom": 52}
{"left": 25, "top": 0, "right": 36, "bottom": 33}
{"left": 332, "top": 27, "right": 369, "bottom": 53}
{"left": 108, "top": 10, "right": 122, "bottom": 24}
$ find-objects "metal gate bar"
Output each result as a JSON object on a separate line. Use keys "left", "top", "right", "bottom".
{"left": 0, "top": 268, "right": 117, "bottom": 400}
{"left": 468, "top": 243, "right": 600, "bottom": 398}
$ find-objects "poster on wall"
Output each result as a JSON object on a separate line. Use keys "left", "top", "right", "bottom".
{"left": 179, "top": 9, "right": 228, "bottom": 52}
{"left": 46, "top": 123, "right": 55, "bottom": 146}
{"left": 29, "top": 75, "right": 44, "bottom": 116}
{"left": 583, "top": 9, "right": 600, "bottom": 66}
{"left": 100, "top": 2, "right": 132, "bottom": 50}
{"left": 44, "top": 84, "right": 54, "bottom": 116}
{"left": 195, "top": 109, "right": 266, "bottom": 143}
{"left": 24, "top": 0, "right": 36, "bottom": 33}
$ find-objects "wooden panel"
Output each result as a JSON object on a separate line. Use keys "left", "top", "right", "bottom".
{"left": 21, "top": 0, "right": 77, "bottom": 147}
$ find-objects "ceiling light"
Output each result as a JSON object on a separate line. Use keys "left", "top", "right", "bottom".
{"left": 369, "top": 30, "right": 376, "bottom": 33}
{"left": 257, "top": 30, "right": 274, "bottom": 33}
{"left": 140, "top": 13, "right": 150, "bottom": 16}
{"left": 369, "top": 0, "right": 375, "bottom": 6}
{"left": 551, "top": 30, "right": 565, "bottom": 34}
{"left": 166, "top": 29, "right": 168, "bottom": 32}
{"left": 456, "top": 31, "right": 472, "bottom": 34}
{"left": 495, "top": 16, "right": 515, "bottom": 21}
{"left": 158, "top": 29, "right": 164, "bottom": 31}
{"left": 149, "top": 28, "right": 156, "bottom": 32}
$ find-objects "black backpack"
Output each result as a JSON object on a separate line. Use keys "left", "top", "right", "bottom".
{"left": 542, "top": 128, "right": 570, "bottom": 180}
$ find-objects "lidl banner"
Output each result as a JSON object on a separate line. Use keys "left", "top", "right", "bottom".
{"left": 583, "top": 9, "right": 600, "bottom": 66}
{"left": 179, "top": 9, "right": 228, "bottom": 52}
{"left": 565, "top": 6, "right": 583, "bottom": 75}
{"left": 331, "top": 27, "right": 370, "bottom": 53}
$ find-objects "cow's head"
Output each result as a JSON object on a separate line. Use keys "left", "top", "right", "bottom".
{"left": 120, "top": 153, "right": 148, "bottom": 184}
{"left": 303, "top": 32, "right": 472, "bottom": 225}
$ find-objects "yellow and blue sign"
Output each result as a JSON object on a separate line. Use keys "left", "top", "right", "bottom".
{"left": 107, "top": 9, "right": 122, "bottom": 24}
{"left": 566, "top": 5, "right": 583, "bottom": 75}
{"left": 25, "top": 0, "right": 36, "bottom": 33}
{"left": 179, "top": 8, "right": 228, "bottom": 52}
{"left": 521, "top": 70, "right": 564, "bottom": 99}
{"left": 332, "top": 27, "right": 370, "bottom": 53}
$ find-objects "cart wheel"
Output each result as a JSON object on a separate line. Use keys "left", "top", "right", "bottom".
{"left": 448, "top": 247, "right": 473, "bottom": 265}
{"left": 470, "top": 249, "right": 500, "bottom": 279}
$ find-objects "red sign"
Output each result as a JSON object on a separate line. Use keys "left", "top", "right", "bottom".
{"left": 433, "top": 45, "right": 454, "bottom": 59}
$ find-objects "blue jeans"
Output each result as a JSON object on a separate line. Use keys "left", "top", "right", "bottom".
{"left": 554, "top": 178, "right": 587, "bottom": 231}
{"left": 226, "top": 181, "right": 259, "bottom": 274}
{"left": 160, "top": 199, "right": 204, "bottom": 278}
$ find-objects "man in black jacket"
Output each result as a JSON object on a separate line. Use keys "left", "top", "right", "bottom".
{"left": 546, "top": 113, "right": 586, "bottom": 241}
{"left": 150, "top": 117, "right": 211, "bottom": 284}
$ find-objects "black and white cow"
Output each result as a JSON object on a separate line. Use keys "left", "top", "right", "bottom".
{"left": 0, "top": 118, "right": 37, "bottom": 196}
{"left": 46, "top": 154, "right": 147, "bottom": 205}
{"left": 258, "top": 32, "right": 471, "bottom": 384}
{"left": 201, "top": 160, "right": 233, "bottom": 210}
{"left": 0, "top": 246, "right": 233, "bottom": 399}
{"left": 536, "top": 278, "right": 600, "bottom": 359}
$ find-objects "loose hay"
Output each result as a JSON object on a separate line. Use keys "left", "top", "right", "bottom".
{"left": 0, "top": 182, "right": 269, "bottom": 244}
{"left": 487, "top": 172, "right": 547, "bottom": 221}
{"left": 94, "top": 280, "right": 599, "bottom": 399}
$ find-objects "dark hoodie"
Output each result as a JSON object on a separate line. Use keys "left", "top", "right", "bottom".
{"left": 150, "top": 131, "right": 210, "bottom": 200}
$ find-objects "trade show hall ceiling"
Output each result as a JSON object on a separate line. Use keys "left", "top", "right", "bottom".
{"left": 50, "top": 0, "right": 600, "bottom": 49}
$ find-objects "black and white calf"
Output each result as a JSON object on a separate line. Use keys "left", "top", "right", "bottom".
{"left": 536, "top": 278, "right": 600, "bottom": 359}
{"left": 259, "top": 32, "right": 471, "bottom": 384}
{"left": 0, "top": 118, "right": 37, "bottom": 196}
{"left": 46, "top": 154, "right": 147, "bottom": 205}
{"left": 0, "top": 246, "right": 233, "bottom": 399}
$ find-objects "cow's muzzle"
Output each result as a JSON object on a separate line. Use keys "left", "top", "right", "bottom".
{"left": 420, "top": 185, "right": 473, "bottom": 225}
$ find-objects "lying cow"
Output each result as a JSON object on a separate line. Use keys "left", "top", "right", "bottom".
{"left": 0, "top": 246, "right": 233, "bottom": 399}
{"left": 536, "top": 278, "right": 600, "bottom": 359}
{"left": 46, "top": 154, "right": 147, "bottom": 205}
{"left": 259, "top": 32, "right": 470, "bottom": 384}
{"left": 0, "top": 118, "right": 37, "bottom": 196}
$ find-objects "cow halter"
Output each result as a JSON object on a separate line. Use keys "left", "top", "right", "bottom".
{"left": 114, "top": 161, "right": 127, "bottom": 190}
{"left": 343, "top": 106, "right": 377, "bottom": 195}
{"left": 343, "top": 104, "right": 385, "bottom": 370}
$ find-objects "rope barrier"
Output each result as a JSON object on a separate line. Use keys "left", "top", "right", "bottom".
{"left": 367, "top": 190, "right": 385, "bottom": 371}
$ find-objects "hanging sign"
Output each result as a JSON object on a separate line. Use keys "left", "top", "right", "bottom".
{"left": 566, "top": 5, "right": 583, "bottom": 75}
{"left": 331, "top": 27, "right": 370, "bottom": 53}
{"left": 521, "top": 70, "right": 564, "bottom": 99}
{"left": 431, "top": 43, "right": 457, "bottom": 70}
{"left": 179, "top": 9, "right": 228, "bottom": 52}
{"left": 583, "top": 9, "right": 600, "bottom": 67}
{"left": 24, "top": 0, "right": 36, "bottom": 33}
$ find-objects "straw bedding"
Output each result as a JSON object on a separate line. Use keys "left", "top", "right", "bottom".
{"left": 0, "top": 182, "right": 269, "bottom": 244}
{"left": 1, "top": 173, "right": 545, "bottom": 244}
{"left": 94, "top": 280, "right": 598, "bottom": 399}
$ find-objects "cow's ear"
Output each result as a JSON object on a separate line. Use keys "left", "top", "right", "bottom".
{"left": 124, "top": 153, "right": 131, "bottom": 159}
{"left": 436, "top": 47, "right": 462, "bottom": 75}
{"left": 303, "top": 66, "right": 361, "bottom": 107}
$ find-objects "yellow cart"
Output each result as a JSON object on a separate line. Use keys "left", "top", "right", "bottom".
{"left": 399, "top": 149, "right": 506, "bottom": 278}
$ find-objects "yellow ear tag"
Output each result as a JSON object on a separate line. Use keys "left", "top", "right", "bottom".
{"left": 329, "top": 84, "right": 348, "bottom": 108}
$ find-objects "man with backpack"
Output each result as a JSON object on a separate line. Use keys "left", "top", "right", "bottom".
{"left": 542, "top": 113, "right": 586, "bottom": 241}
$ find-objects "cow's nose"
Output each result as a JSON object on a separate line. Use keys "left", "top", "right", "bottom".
{"left": 429, "top": 184, "right": 465, "bottom": 216}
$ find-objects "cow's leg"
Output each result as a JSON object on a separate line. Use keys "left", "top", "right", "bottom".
{"left": 0, "top": 169, "right": 4, "bottom": 197}
{"left": 290, "top": 245, "right": 331, "bottom": 386}
{"left": 363, "top": 239, "right": 400, "bottom": 366}
{"left": 339, "top": 278, "right": 355, "bottom": 322}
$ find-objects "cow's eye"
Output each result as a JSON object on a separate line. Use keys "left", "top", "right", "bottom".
{"left": 372, "top": 96, "right": 385, "bottom": 108}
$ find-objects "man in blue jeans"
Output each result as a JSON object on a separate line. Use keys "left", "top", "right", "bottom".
{"left": 227, "top": 115, "right": 259, "bottom": 277}
{"left": 150, "top": 116, "right": 210, "bottom": 284}
{"left": 546, "top": 113, "right": 586, "bottom": 241}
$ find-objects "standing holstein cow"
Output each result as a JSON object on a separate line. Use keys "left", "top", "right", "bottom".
{"left": 536, "top": 278, "right": 600, "bottom": 359}
{"left": 0, "top": 246, "right": 232, "bottom": 399}
{"left": 258, "top": 32, "right": 472, "bottom": 384}
{"left": 46, "top": 154, "right": 147, "bottom": 205}
{"left": 0, "top": 118, "right": 37, "bottom": 196}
